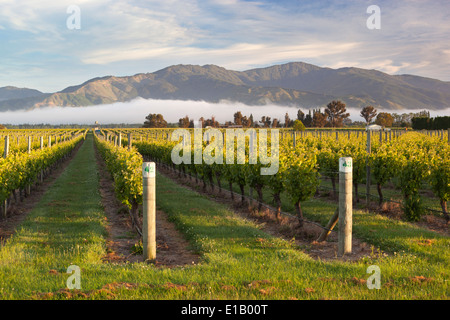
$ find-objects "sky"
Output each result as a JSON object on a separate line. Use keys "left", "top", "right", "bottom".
{"left": 1, "top": 0, "right": 449, "bottom": 94}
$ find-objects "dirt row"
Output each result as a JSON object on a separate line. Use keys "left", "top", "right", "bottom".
{"left": 94, "top": 144, "right": 200, "bottom": 267}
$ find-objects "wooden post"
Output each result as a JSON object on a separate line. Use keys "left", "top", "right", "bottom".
{"left": 40, "top": 136, "right": 44, "bottom": 150}
{"left": 366, "top": 130, "right": 371, "bottom": 206}
{"left": 118, "top": 133, "right": 122, "bottom": 147}
{"left": 27, "top": 136, "right": 32, "bottom": 154}
{"left": 142, "top": 162, "right": 156, "bottom": 262}
{"left": 338, "top": 157, "right": 353, "bottom": 256}
{"left": 48, "top": 136, "right": 52, "bottom": 148}
{"left": 293, "top": 131, "right": 297, "bottom": 148}
{"left": 3, "top": 136, "right": 9, "bottom": 158}
{"left": 3, "top": 136, "right": 9, "bottom": 218}
{"left": 317, "top": 208, "right": 339, "bottom": 242}
{"left": 249, "top": 131, "right": 255, "bottom": 206}
{"left": 128, "top": 133, "right": 132, "bottom": 151}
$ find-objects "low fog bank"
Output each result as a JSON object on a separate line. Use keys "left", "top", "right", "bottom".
{"left": 1, "top": 97, "right": 449, "bottom": 126}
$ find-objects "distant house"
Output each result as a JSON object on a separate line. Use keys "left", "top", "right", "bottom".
{"left": 366, "top": 124, "right": 383, "bottom": 131}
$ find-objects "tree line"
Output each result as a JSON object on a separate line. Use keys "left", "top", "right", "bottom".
{"left": 142, "top": 101, "right": 440, "bottom": 129}
{"left": 411, "top": 116, "right": 450, "bottom": 130}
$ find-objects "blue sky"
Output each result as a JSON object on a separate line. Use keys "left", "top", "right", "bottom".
{"left": 0, "top": 0, "right": 449, "bottom": 93}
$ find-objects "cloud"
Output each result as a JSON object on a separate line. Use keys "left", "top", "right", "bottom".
{"left": 1, "top": 0, "right": 450, "bottom": 93}
{"left": 2, "top": 97, "right": 449, "bottom": 126}
{"left": 82, "top": 41, "right": 360, "bottom": 68}
{"left": 0, "top": 98, "right": 301, "bottom": 125}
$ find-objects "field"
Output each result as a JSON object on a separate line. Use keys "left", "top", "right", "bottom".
{"left": 0, "top": 128, "right": 448, "bottom": 302}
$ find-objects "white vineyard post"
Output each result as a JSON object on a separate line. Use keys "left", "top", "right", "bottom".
{"left": 366, "top": 130, "right": 371, "bottom": 206}
{"left": 249, "top": 130, "right": 256, "bottom": 207}
{"left": 27, "top": 136, "right": 31, "bottom": 154}
{"left": 338, "top": 157, "right": 353, "bottom": 256}
{"left": 128, "top": 133, "right": 132, "bottom": 151}
{"left": 39, "top": 136, "right": 44, "bottom": 183}
{"left": 3, "top": 136, "right": 9, "bottom": 218}
{"left": 3, "top": 135, "right": 9, "bottom": 158}
{"left": 143, "top": 162, "right": 156, "bottom": 262}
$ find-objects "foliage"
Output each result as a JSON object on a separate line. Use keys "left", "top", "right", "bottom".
{"left": 360, "top": 105, "right": 377, "bottom": 124}
{"left": 375, "top": 112, "right": 394, "bottom": 127}
{"left": 292, "top": 119, "right": 305, "bottom": 131}
{"left": 143, "top": 113, "right": 168, "bottom": 128}
{"left": 324, "top": 100, "right": 349, "bottom": 127}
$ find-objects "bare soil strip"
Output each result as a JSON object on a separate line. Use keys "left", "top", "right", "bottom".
{"left": 0, "top": 142, "right": 83, "bottom": 244}
{"left": 94, "top": 144, "right": 200, "bottom": 267}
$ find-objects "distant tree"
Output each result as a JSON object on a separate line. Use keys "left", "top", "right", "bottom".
{"left": 249, "top": 114, "right": 254, "bottom": 127}
{"left": 392, "top": 111, "right": 429, "bottom": 128}
{"left": 234, "top": 111, "right": 243, "bottom": 125}
{"left": 241, "top": 115, "right": 253, "bottom": 128}
{"left": 343, "top": 118, "right": 352, "bottom": 127}
{"left": 261, "top": 116, "right": 272, "bottom": 128}
{"left": 143, "top": 113, "right": 167, "bottom": 128}
{"left": 303, "top": 110, "right": 313, "bottom": 127}
{"left": 272, "top": 118, "right": 279, "bottom": 128}
{"left": 198, "top": 117, "right": 205, "bottom": 127}
{"left": 297, "top": 109, "right": 305, "bottom": 122}
{"left": 0, "top": 124, "right": 6, "bottom": 130}
{"left": 292, "top": 119, "right": 306, "bottom": 131}
{"left": 285, "top": 113, "right": 291, "bottom": 128}
{"left": 178, "top": 115, "right": 190, "bottom": 128}
{"left": 204, "top": 116, "right": 219, "bottom": 128}
{"left": 375, "top": 112, "right": 394, "bottom": 127}
{"left": 325, "top": 100, "right": 349, "bottom": 127}
{"left": 360, "top": 106, "right": 377, "bottom": 125}
{"left": 312, "top": 111, "right": 328, "bottom": 128}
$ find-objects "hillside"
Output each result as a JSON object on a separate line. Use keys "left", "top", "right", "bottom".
{"left": 1, "top": 62, "right": 449, "bottom": 111}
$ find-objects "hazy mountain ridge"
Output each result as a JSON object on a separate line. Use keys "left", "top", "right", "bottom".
{"left": 1, "top": 62, "right": 449, "bottom": 111}
{"left": 0, "top": 86, "right": 46, "bottom": 102}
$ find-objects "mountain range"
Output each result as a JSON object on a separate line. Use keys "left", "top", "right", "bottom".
{"left": 1, "top": 62, "right": 450, "bottom": 112}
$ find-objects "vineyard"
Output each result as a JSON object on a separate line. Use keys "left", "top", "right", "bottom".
{"left": 0, "top": 128, "right": 448, "bottom": 300}
{"left": 97, "top": 127, "right": 450, "bottom": 225}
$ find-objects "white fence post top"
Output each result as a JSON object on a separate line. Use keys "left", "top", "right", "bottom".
{"left": 143, "top": 162, "right": 156, "bottom": 178}
{"left": 339, "top": 157, "right": 352, "bottom": 173}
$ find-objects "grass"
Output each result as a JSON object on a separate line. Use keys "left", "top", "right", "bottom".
{"left": 0, "top": 133, "right": 448, "bottom": 300}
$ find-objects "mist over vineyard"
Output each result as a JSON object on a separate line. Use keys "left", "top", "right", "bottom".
{"left": 2, "top": 97, "right": 449, "bottom": 125}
